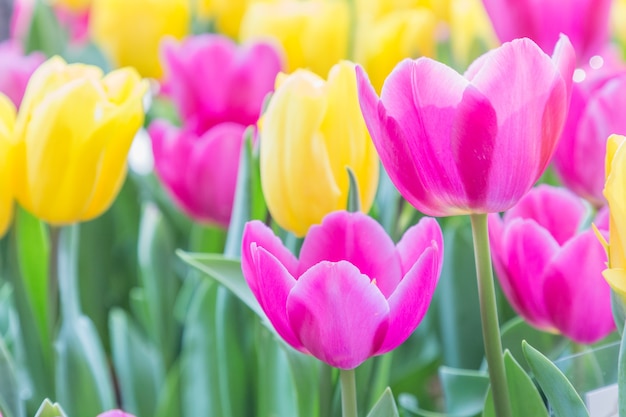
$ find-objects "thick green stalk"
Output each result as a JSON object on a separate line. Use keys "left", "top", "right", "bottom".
{"left": 340, "top": 368, "right": 358, "bottom": 417}
{"left": 470, "top": 214, "right": 512, "bottom": 417}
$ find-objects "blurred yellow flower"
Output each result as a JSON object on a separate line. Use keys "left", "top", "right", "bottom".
{"left": 602, "top": 134, "right": 626, "bottom": 300}
{"left": 612, "top": 0, "right": 626, "bottom": 56}
{"left": 195, "top": 0, "right": 250, "bottom": 39}
{"left": 357, "top": 0, "right": 450, "bottom": 22}
{"left": 90, "top": 0, "right": 190, "bottom": 78}
{"left": 13, "top": 56, "right": 148, "bottom": 225}
{"left": 259, "top": 61, "right": 379, "bottom": 236}
{"left": 355, "top": 8, "right": 438, "bottom": 92}
{"left": 239, "top": 0, "right": 349, "bottom": 76}
{"left": 449, "top": 0, "right": 498, "bottom": 69}
{"left": 47, "top": 0, "right": 92, "bottom": 12}
{"left": 0, "top": 94, "right": 16, "bottom": 237}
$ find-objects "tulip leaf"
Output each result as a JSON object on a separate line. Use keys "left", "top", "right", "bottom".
{"left": 366, "top": 388, "right": 399, "bottom": 417}
{"left": 500, "top": 316, "right": 566, "bottom": 370}
{"left": 611, "top": 290, "right": 626, "bottom": 335}
{"left": 15, "top": 208, "right": 50, "bottom": 364}
{"left": 33, "top": 399, "right": 67, "bottom": 417}
{"left": 109, "top": 308, "right": 164, "bottom": 417}
{"left": 176, "top": 251, "right": 263, "bottom": 318}
{"left": 483, "top": 351, "right": 548, "bottom": 417}
{"left": 346, "top": 167, "right": 361, "bottom": 212}
{"left": 0, "top": 337, "right": 25, "bottom": 417}
{"left": 439, "top": 367, "right": 489, "bottom": 416}
{"left": 522, "top": 341, "right": 589, "bottom": 417}
{"left": 154, "top": 361, "right": 182, "bottom": 417}
{"left": 23, "top": 0, "right": 67, "bottom": 57}
{"left": 618, "top": 326, "right": 626, "bottom": 416}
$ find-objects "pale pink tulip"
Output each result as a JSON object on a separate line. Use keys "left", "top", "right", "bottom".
{"left": 0, "top": 41, "right": 45, "bottom": 108}
{"left": 242, "top": 211, "right": 443, "bottom": 369}
{"left": 357, "top": 36, "right": 575, "bottom": 217}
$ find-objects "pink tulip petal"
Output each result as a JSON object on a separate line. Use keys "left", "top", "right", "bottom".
{"left": 298, "top": 211, "right": 402, "bottom": 298}
{"left": 241, "top": 221, "right": 299, "bottom": 300}
{"left": 543, "top": 230, "right": 614, "bottom": 343}
{"left": 490, "top": 217, "right": 558, "bottom": 329}
{"left": 97, "top": 411, "right": 135, "bottom": 417}
{"left": 254, "top": 246, "right": 304, "bottom": 351}
{"left": 470, "top": 37, "right": 573, "bottom": 209}
{"left": 504, "top": 185, "right": 586, "bottom": 246}
{"left": 356, "top": 65, "right": 439, "bottom": 215}
{"left": 377, "top": 245, "right": 441, "bottom": 354}
{"left": 396, "top": 217, "right": 443, "bottom": 275}
{"left": 287, "top": 261, "right": 389, "bottom": 369}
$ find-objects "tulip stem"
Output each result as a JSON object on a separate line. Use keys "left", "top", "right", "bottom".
{"left": 470, "top": 213, "right": 512, "bottom": 417}
{"left": 340, "top": 368, "right": 358, "bottom": 417}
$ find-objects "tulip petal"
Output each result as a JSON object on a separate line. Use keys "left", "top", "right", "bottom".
{"left": 253, "top": 246, "right": 303, "bottom": 351}
{"left": 287, "top": 261, "right": 389, "bottom": 369}
{"left": 298, "top": 211, "right": 401, "bottom": 298}
{"left": 396, "top": 217, "right": 443, "bottom": 275}
{"left": 543, "top": 231, "right": 614, "bottom": 343}
{"left": 604, "top": 269, "right": 626, "bottom": 301}
{"left": 377, "top": 245, "right": 441, "bottom": 354}
{"left": 490, "top": 217, "right": 558, "bottom": 329}
{"left": 242, "top": 220, "right": 299, "bottom": 300}
{"left": 504, "top": 185, "right": 586, "bottom": 246}
{"left": 605, "top": 135, "right": 626, "bottom": 269}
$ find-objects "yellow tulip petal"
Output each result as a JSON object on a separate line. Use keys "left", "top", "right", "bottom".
{"left": 0, "top": 94, "right": 16, "bottom": 237}
{"left": 605, "top": 134, "right": 626, "bottom": 268}
{"left": 603, "top": 268, "right": 626, "bottom": 302}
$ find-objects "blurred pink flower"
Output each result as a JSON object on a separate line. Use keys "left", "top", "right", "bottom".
{"left": 11, "top": 0, "right": 90, "bottom": 45}
{"left": 160, "top": 34, "right": 284, "bottom": 134}
{"left": 357, "top": 35, "right": 575, "bottom": 217}
{"left": 481, "top": 0, "right": 611, "bottom": 63}
{"left": 241, "top": 211, "right": 443, "bottom": 369}
{"left": 149, "top": 120, "right": 245, "bottom": 227}
{"left": 552, "top": 55, "right": 626, "bottom": 207}
{"left": 0, "top": 40, "right": 45, "bottom": 108}
{"left": 489, "top": 185, "right": 614, "bottom": 344}
{"left": 97, "top": 410, "right": 135, "bottom": 417}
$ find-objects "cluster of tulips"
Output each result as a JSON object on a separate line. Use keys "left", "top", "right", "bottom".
{"left": 2, "top": 0, "right": 626, "bottom": 417}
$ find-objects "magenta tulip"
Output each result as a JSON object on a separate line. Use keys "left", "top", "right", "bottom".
{"left": 149, "top": 120, "right": 245, "bottom": 227}
{"left": 481, "top": 0, "right": 611, "bottom": 63}
{"left": 489, "top": 185, "right": 614, "bottom": 344}
{"left": 241, "top": 211, "right": 443, "bottom": 369}
{"left": 357, "top": 35, "right": 575, "bottom": 217}
{"left": 97, "top": 411, "right": 135, "bottom": 417}
{"left": 0, "top": 41, "right": 45, "bottom": 107}
{"left": 160, "top": 34, "right": 284, "bottom": 134}
{"left": 552, "top": 59, "right": 626, "bottom": 207}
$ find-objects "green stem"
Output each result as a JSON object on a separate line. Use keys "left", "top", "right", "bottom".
{"left": 56, "top": 224, "right": 81, "bottom": 320}
{"left": 470, "top": 214, "right": 512, "bottom": 417}
{"left": 48, "top": 226, "right": 60, "bottom": 334}
{"left": 340, "top": 368, "right": 358, "bottom": 417}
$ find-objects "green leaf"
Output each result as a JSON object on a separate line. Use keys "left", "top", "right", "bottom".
{"left": 439, "top": 367, "right": 489, "bottom": 416}
{"left": 611, "top": 290, "right": 626, "bottom": 335}
{"left": 54, "top": 316, "right": 116, "bottom": 416}
{"left": 501, "top": 316, "right": 566, "bottom": 370}
{"left": 176, "top": 251, "right": 263, "bottom": 319}
{"left": 284, "top": 348, "right": 322, "bottom": 417}
{"left": 109, "top": 309, "right": 164, "bottom": 417}
{"left": 346, "top": 167, "right": 361, "bottom": 213}
{"left": 0, "top": 337, "right": 25, "bottom": 417}
{"left": 435, "top": 217, "right": 484, "bottom": 369}
{"left": 23, "top": 0, "right": 67, "bottom": 56}
{"left": 33, "top": 399, "right": 67, "bottom": 417}
{"left": 15, "top": 208, "right": 50, "bottom": 363}
{"left": 154, "top": 362, "right": 182, "bottom": 417}
{"left": 483, "top": 351, "right": 548, "bottom": 417}
{"left": 618, "top": 325, "right": 626, "bottom": 416}
{"left": 366, "top": 388, "right": 399, "bottom": 417}
{"left": 522, "top": 341, "right": 589, "bottom": 417}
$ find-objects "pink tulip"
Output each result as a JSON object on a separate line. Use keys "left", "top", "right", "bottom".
{"left": 11, "top": 0, "right": 90, "bottom": 45}
{"left": 160, "top": 34, "right": 284, "bottom": 134}
{"left": 97, "top": 411, "right": 135, "bottom": 417}
{"left": 552, "top": 57, "right": 626, "bottom": 207}
{"left": 241, "top": 211, "right": 443, "bottom": 369}
{"left": 489, "top": 185, "right": 614, "bottom": 344}
{"left": 0, "top": 41, "right": 45, "bottom": 108}
{"left": 357, "top": 35, "right": 575, "bottom": 217}
{"left": 149, "top": 120, "right": 245, "bottom": 227}
{"left": 481, "top": 0, "right": 611, "bottom": 63}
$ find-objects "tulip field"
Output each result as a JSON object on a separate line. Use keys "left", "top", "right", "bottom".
{"left": 2, "top": 1, "right": 626, "bottom": 417}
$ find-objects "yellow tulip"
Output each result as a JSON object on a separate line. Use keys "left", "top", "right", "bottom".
{"left": 239, "top": 0, "right": 349, "bottom": 76}
{"left": 47, "top": 0, "right": 92, "bottom": 12}
{"left": 259, "top": 61, "right": 379, "bottom": 237}
{"left": 448, "top": 0, "right": 498, "bottom": 69}
{"left": 195, "top": 0, "right": 250, "bottom": 39}
{"left": 13, "top": 56, "right": 148, "bottom": 225}
{"left": 354, "top": 8, "right": 438, "bottom": 93}
{"left": 0, "top": 94, "right": 16, "bottom": 237}
{"left": 357, "top": 0, "right": 450, "bottom": 22}
{"left": 612, "top": 0, "right": 626, "bottom": 57}
{"left": 602, "top": 134, "right": 626, "bottom": 300}
{"left": 90, "top": 0, "right": 190, "bottom": 79}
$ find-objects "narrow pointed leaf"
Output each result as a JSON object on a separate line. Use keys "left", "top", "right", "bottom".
{"left": 33, "top": 399, "right": 67, "bottom": 417}
{"left": 366, "top": 388, "right": 400, "bottom": 417}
